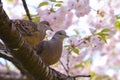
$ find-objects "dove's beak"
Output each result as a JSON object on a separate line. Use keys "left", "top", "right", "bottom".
{"left": 50, "top": 28, "right": 54, "bottom": 31}
{"left": 65, "top": 34, "right": 69, "bottom": 38}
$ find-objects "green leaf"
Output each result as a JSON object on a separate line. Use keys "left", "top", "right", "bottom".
{"left": 73, "top": 48, "right": 79, "bottom": 54}
{"left": 7, "top": 0, "right": 14, "bottom": 2}
{"left": 55, "top": 3, "right": 62, "bottom": 7}
{"left": 50, "top": 0, "right": 56, "bottom": 2}
{"left": 64, "top": 45, "right": 71, "bottom": 50}
{"left": 96, "top": 28, "right": 110, "bottom": 43}
{"left": 84, "top": 36, "right": 91, "bottom": 42}
{"left": 116, "top": 20, "right": 120, "bottom": 30}
{"left": 38, "top": 1, "right": 49, "bottom": 8}
{"left": 32, "top": 17, "right": 40, "bottom": 23}
{"left": 85, "top": 60, "right": 91, "bottom": 66}
{"left": 30, "top": 14, "right": 40, "bottom": 23}
{"left": 56, "top": 1, "right": 63, "bottom": 3}
{"left": 64, "top": 45, "right": 70, "bottom": 48}
{"left": 73, "top": 63, "right": 84, "bottom": 68}
{"left": 97, "top": 33, "right": 107, "bottom": 43}
{"left": 90, "top": 72, "right": 95, "bottom": 77}
{"left": 102, "top": 37, "right": 107, "bottom": 43}
{"left": 101, "top": 28, "right": 110, "bottom": 32}
{"left": 101, "top": 36, "right": 107, "bottom": 43}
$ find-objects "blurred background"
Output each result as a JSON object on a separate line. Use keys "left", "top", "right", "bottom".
{"left": 0, "top": 0, "right": 120, "bottom": 80}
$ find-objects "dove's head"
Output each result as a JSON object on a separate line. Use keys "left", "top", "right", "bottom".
{"left": 40, "top": 21, "right": 53, "bottom": 31}
{"left": 53, "top": 30, "right": 69, "bottom": 40}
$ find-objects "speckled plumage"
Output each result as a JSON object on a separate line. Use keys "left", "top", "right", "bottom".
{"left": 12, "top": 20, "right": 52, "bottom": 46}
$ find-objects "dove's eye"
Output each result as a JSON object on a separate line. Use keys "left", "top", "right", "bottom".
{"left": 46, "top": 22, "right": 49, "bottom": 26}
{"left": 59, "top": 32, "right": 63, "bottom": 35}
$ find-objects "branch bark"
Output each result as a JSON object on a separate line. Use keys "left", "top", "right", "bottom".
{"left": 0, "top": 2, "right": 75, "bottom": 80}
{"left": 0, "top": 51, "right": 34, "bottom": 80}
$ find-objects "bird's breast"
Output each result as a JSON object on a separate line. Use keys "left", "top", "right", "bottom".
{"left": 43, "top": 41, "right": 63, "bottom": 65}
{"left": 23, "top": 32, "right": 43, "bottom": 46}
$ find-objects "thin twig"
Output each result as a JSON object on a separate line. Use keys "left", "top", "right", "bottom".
{"left": 66, "top": 50, "right": 72, "bottom": 76}
{"left": 59, "top": 60, "right": 68, "bottom": 74}
{"left": 21, "top": 0, "right": 32, "bottom": 20}
{"left": 73, "top": 74, "right": 91, "bottom": 78}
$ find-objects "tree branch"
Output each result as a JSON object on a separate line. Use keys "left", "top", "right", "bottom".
{"left": 21, "top": 0, "right": 32, "bottom": 20}
{"left": 0, "top": 51, "right": 34, "bottom": 80}
{"left": 73, "top": 75, "right": 91, "bottom": 78}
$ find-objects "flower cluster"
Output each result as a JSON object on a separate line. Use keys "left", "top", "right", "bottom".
{"left": 38, "top": 0, "right": 91, "bottom": 31}
{"left": 86, "top": 0, "right": 116, "bottom": 33}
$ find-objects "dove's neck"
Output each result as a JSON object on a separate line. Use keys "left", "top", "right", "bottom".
{"left": 52, "top": 36, "right": 64, "bottom": 43}
{"left": 41, "top": 24, "right": 48, "bottom": 32}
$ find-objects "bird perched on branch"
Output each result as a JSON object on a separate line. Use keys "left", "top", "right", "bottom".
{"left": 11, "top": 20, "right": 53, "bottom": 46}
{"left": 36, "top": 30, "right": 68, "bottom": 65}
